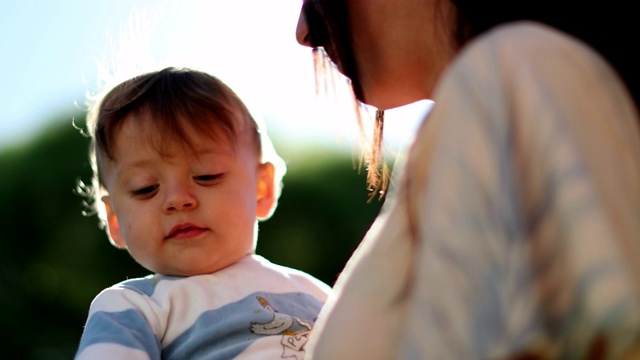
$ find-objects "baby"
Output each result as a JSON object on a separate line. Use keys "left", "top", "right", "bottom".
{"left": 75, "top": 67, "right": 331, "bottom": 359}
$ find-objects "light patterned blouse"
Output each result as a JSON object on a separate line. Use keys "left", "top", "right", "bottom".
{"left": 307, "top": 21, "right": 640, "bottom": 360}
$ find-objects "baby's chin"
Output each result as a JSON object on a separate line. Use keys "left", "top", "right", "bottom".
{"left": 151, "top": 253, "right": 252, "bottom": 277}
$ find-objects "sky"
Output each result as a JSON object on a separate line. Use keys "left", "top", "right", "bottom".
{"left": 0, "top": 0, "right": 430, "bottom": 154}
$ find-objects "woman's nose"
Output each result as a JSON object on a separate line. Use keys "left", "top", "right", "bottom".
{"left": 296, "top": 6, "right": 312, "bottom": 47}
{"left": 163, "top": 185, "right": 198, "bottom": 213}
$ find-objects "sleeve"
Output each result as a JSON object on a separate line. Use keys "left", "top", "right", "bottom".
{"left": 400, "top": 23, "right": 640, "bottom": 359}
{"left": 75, "top": 285, "right": 163, "bottom": 360}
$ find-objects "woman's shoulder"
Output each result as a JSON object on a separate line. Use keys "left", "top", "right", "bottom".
{"left": 470, "top": 21, "right": 585, "bottom": 54}
{"left": 435, "top": 19, "right": 627, "bottom": 111}
{"left": 458, "top": 20, "right": 611, "bottom": 76}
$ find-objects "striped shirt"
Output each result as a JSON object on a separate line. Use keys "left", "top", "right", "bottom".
{"left": 76, "top": 254, "right": 331, "bottom": 360}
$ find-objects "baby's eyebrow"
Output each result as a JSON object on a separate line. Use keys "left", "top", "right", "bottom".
{"left": 109, "top": 159, "right": 154, "bottom": 179}
{"left": 194, "top": 149, "right": 217, "bottom": 156}
{"left": 191, "top": 145, "right": 231, "bottom": 155}
{"left": 115, "top": 158, "right": 154, "bottom": 171}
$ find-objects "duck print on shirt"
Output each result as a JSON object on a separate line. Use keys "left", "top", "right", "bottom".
{"left": 250, "top": 296, "right": 314, "bottom": 360}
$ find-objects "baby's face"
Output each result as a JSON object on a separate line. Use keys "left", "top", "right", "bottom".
{"left": 100, "top": 115, "right": 271, "bottom": 276}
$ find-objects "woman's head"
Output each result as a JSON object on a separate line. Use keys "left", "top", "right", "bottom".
{"left": 296, "top": 0, "right": 459, "bottom": 197}
{"left": 297, "top": 0, "right": 458, "bottom": 110}
{"left": 297, "top": 0, "right": 639, "bottom": 110}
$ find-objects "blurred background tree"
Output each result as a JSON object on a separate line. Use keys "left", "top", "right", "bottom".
{"left": 0, "top": 111, "right": 385, "bottom": 359}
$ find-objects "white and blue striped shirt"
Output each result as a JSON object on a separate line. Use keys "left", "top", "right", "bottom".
{"left": 76, "top": 254, "right": 331, "bottom": 360}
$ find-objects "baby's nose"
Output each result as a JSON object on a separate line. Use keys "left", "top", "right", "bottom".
{"left": 163, "top": 186, "right": 198, "bottom": 213}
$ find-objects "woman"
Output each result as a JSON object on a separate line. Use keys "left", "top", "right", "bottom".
{"left": 296, "top": 0, "right": 640, "bottom": 358}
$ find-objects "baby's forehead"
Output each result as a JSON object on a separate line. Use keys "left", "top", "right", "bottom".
{"left": 115, "top": 114, "right": 238, "bottom": 154}
{"left": 95, "top": 105, "right": 261, "bottom": 175}
{"left": 98, "top": 123, "right": 239, "bottom": 181}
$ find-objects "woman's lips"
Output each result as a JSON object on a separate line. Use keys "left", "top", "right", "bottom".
{"left": 166, "top": 223, "right": 207, "bottom": 240}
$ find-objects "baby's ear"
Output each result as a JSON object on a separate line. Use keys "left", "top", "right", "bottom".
{"left": 101, "top": 196, "right": 127, "bottom": 249}
{"left": 256, "top": 162, "right": 276, "bottom": 220}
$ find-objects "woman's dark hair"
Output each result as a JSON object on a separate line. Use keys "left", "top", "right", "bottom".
{"left": 303, "top": 0, "right": 390, "bottom": 199}
{"left": 302, "top": 0, "right": 364, "bottom": 102}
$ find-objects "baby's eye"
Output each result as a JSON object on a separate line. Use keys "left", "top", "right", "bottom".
{"left": 194, "top": 174, "right": 223, "bottom": 184}
{"left": 131, "top": 184, "right": 159, "bottom": 198}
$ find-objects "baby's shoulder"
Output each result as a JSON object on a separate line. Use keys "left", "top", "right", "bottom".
{"left": 100, "top": 274, "right": 182, "bottom": 299}
{"left": 248, "top": 255, "right": 332, "bottom": 293}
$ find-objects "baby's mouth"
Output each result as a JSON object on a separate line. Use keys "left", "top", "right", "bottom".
{"left": 166, "top": 223, "right": 207, "bottom": 240}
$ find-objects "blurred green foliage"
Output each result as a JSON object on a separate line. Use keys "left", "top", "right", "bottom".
{"left": 0, "top": 113, "right": 383, "bottom": 359}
